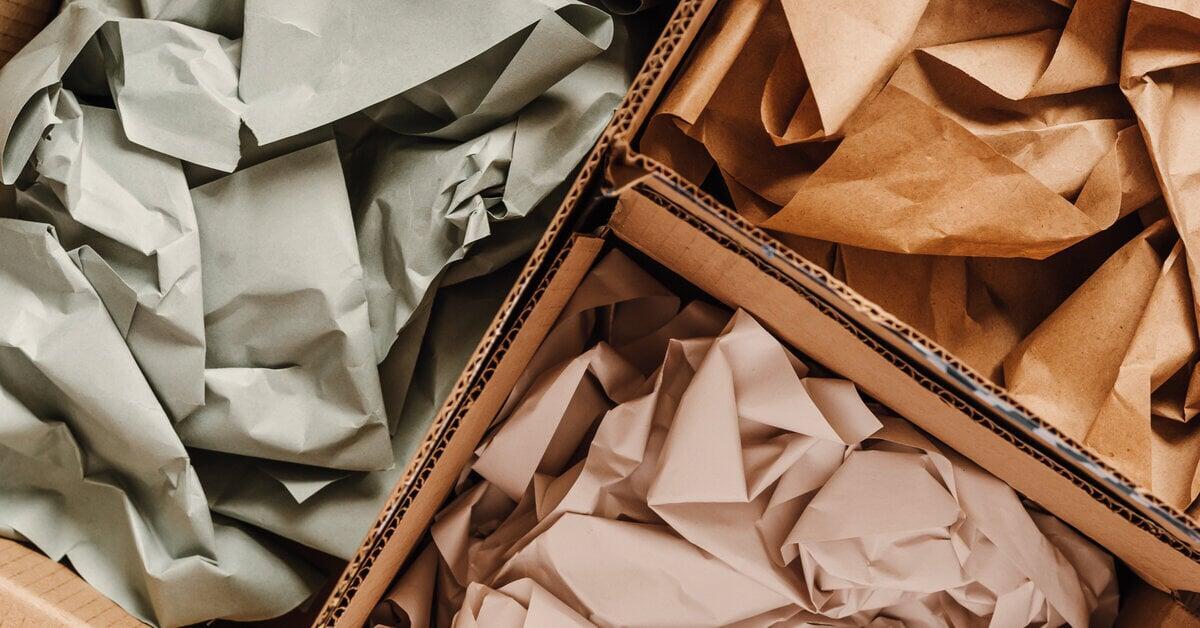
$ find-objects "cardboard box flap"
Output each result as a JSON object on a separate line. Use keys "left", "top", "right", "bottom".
{"left": 603, "top": 145, "right": 1200, "bottom": 559}
{"left": 604, "top": 181, "right": 1200, "bottom": 593}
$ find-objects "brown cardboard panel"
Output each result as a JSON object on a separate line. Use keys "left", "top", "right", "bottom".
{"left": 314, "top": 1, "right": 716, "bottom": 622}
{"left": 1117, "top": 585, "right": 1200, "bottom": 627}
{"left": 0, "top": 0, "right": 55, "bottom": 65}
{"left": 0, "top": 539, "right": 144, "bottom": 627}
{"left": 607, "top": 146, "right": 1200, "bottom": 563}
{"left": 318, "top": 236, "right": 605, "bottom": 628}
{"left": 607, "top": 188, "right": 1200, "bottom": 593}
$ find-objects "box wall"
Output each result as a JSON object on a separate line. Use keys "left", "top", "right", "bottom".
{"left": 315, "top": 0, "right": 716, "bottom": 622}
{"left": 608, "top": 187, "right": 1200, "bottom": 593}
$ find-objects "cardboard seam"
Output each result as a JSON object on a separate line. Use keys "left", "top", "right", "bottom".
{"left": 313, "top": 138, "right": 612, "bottom": 625}
{"left": 631, "top": 182, "right": 1200, "bottom": 569}
{"left": 613, "top": 147, "right": 1200, "bottom": 546}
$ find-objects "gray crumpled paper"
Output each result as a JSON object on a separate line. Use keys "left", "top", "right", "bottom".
{"left": 191, "top": 7, "right": 638, "bottom": 561}
{"left": 239, "top": 0, "right": 602, "bottom": 145}
{"left": 352, "top": 2, "right": 626, "bottom": 358}
{"left": 180, "top": 140, "right": 392, "bottom": 472}
{"left": 0, "top": 3, "right": 243, "bottom": 181}
{"left": 0, "top": 0, "right": 640, "bottom": 625}
{"left": 15, "top": 91, "right": 206, "bottom": 421}
{"left": 100, "top": 18, "right": 244, "bottom": 171}
{"left": 0, "top": 218, "right": 320, "bottom": 627}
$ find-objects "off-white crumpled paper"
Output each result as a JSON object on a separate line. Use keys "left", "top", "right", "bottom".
{"left": 371, "top": 251, "right": 1119, "bottom": 628}
{"left": 0, "top": 0, "right": 646, "bottom": 624}
{"left": 639, "top": 0, "right": 1200, "bottom": 516}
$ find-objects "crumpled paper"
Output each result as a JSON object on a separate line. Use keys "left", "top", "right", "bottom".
{"left": 350, "top": 1, "right": 627, "bottom": 359}
{"left": 0, "top": 0, "right": 643, "bottom": 624}
{"left": 180, "top": 140, "right": 391, "bottom": 471}
{"left": 15, "top": 90, "right": 206, "bottom": 421}
{"left": 372, "top": 250, "right": 1119, "bottom": 628}
{"left": 639, "top": 0, "right": 1200, "bottom": 513}
{"left": 0, "top": 217, "right": 321, "bottom": 627}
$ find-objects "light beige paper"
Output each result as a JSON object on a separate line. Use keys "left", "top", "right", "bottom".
{"left": 375, "top": 251, "right": 1118, "bottom": 628}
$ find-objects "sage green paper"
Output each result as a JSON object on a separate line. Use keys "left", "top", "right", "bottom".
{"left": 0, "top": 0, "right": 642, "bottom": 625}
{"left": 0, "top": 219, "right": 320, "bottom": 627}
{"left": 179, "top": 140, "right": 391, "bottom": 471}
{"left": 195, "top": 10, "right": 636, "bottom": 560}
{"left": 16, "top": 93, "right": 206, "bottom": 421}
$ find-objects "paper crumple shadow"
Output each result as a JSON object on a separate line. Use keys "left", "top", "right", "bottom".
{"left": 0, "top": 0, "right": 644, "bottom": 624}
{"left": 372, "top": 250, "right": 1119, "bottom": 628}
{"left": 640, "top": 0, "right": 1200, "bottom": 514}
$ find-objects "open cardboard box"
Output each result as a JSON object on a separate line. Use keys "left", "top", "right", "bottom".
{"left": 357, "top": 183, "right": 1200, "bottom": 626}
{"left": 323, "top": 0, "right": 1200, "bottom": 625}
{"left": 600, "top": 0, "right": 1200, "bottom": 597}
{"left": 2, "top": 0, "right": 1200, "bottom": 626}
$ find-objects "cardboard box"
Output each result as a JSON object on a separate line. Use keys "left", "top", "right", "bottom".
{"left": 607, "top": 0, "right": 1200, "bottom": 598}
{"left": 7, "top": 0, "right": 1199, "bottom": 625}
{"left": 330, "top": 0, "right": 1200, "bottom": 621}
{"left": 362, "top": 183, "right": 1200, "bottom": 625}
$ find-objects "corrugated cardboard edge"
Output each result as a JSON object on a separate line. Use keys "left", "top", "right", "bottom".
{"left": 610, "top": 183, "right": 1200, "bottom": 592}
{"left": 310, "top": 1, "right": 714, "bottom": 624}
{"left": 600, "top": 0, "right": 1200, "bottom": 552}
{"left": 607, "top": 146, "right": 1200, "bottom": 564}
{"left": 0, "top": 539, "right": 145, "bottom": 627}
{"left": 314, "top": 234, "right": 605, "bottom": 627}
{"left": 0, "top": 0, "right": 55, "bottom": 66}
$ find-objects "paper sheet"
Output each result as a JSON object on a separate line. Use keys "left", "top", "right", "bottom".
{"left": 374, "top": 250, "right": 1119, "bottom": 628}
{"left": 196, "top": 259, "right": 524, "bottom": 561}
{"left": 0, "top": 3, "right": 243, "bottom": 181}
{"left": 100, "top": 18, "right": 244, "bottom": 171}
{"left": 178, "top": 140, "right": 391, "bottom": 471}
{"left": 638, "top": 0, "right": 1200, "bottom": 512}
{"left": 0, "top": 0, "right": 639, "bottom": 624}
{"left": 15, "top": 93, "right": 206, "bottom": 421}
{"left": 240, "top": 0, "right": 598, "bottom": 144}
{"left": 0, "top": 218, "right": 320, "bottom": 627}
{"left": 352, "top": 5, "right": 626, "bottom": 359}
